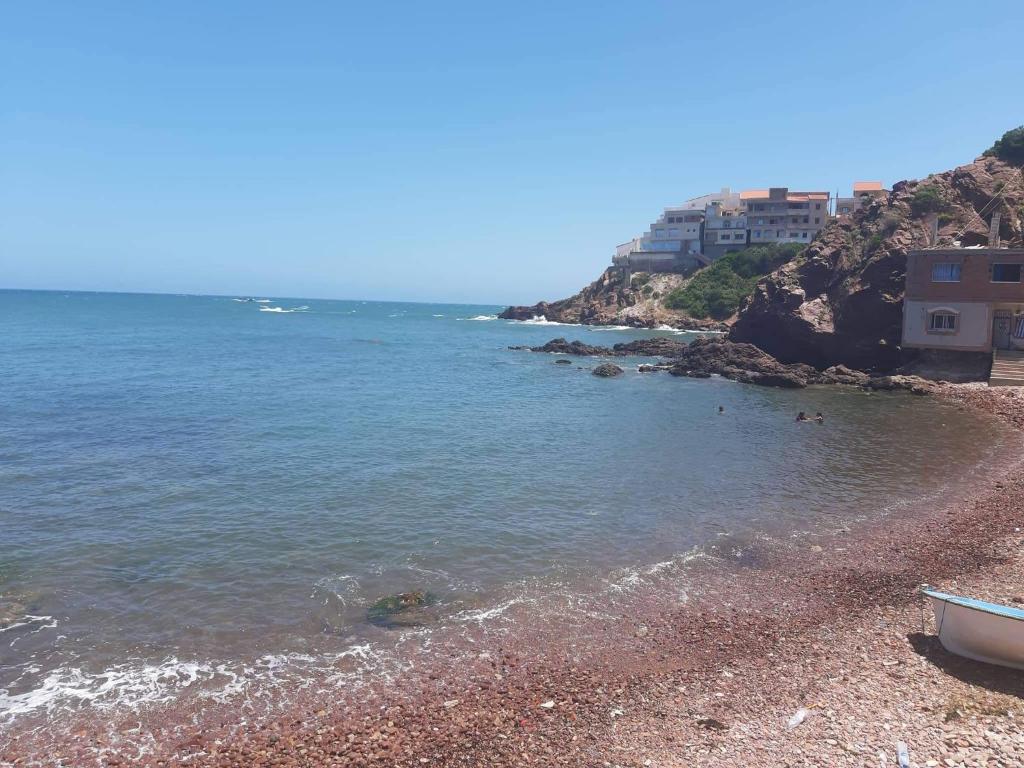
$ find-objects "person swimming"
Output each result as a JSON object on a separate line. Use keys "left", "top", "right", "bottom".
{"left": 815, "top": 412, "right": 824, "bottom": 423}
{"left": 718, "top": 405, "right": 724, "bottom": 414}
{"left": 796, "top": 411, "right": 809, "bottom": 422}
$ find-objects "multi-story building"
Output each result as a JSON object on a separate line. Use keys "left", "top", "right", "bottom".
{"left": 702, "top": 200, "right": 748, "bottom": 260}
{"left": 836, "top": 181, "right": 887, "bottom": 217}
{"left": 612, "top": 188, "right": 739, "bottom": 273}
{"left": 742, "top": 188, "right": 830, "bottom": 245}
{"left": 902, "top": 247, "right": 1024, "bottom": 354}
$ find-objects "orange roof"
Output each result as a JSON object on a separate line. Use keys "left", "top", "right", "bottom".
{"left": 853, "top": 181, "right": 884, "bottom": 192}
{"left": 740, "top": 189, "right": 829, "bottom": 201}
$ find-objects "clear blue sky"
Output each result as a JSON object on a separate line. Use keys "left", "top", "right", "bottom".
{"left": 2, "top": 1, "right": 1022, "bottom": 305}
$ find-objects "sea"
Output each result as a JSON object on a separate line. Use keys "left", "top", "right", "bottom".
{"left": 0, "top": 289, "right": 1012, "bottom": 755}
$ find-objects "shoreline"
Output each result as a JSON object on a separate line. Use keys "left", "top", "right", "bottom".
{"left": 3, "top": 386, "right": 1023, "bottom": 767}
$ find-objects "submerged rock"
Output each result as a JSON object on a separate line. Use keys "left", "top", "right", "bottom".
{"left": 554, "top": 359, "right": 573, "bottom": 365}
{"left": 592, "top": 363, "right": 624, "bottom": 378}
{"left": 367, "top": 590, "right": 434, "bottom": 628}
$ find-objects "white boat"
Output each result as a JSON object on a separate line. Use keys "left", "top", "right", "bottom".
{"left": 921, "top": 587, "right": 1024, "bottom": 670}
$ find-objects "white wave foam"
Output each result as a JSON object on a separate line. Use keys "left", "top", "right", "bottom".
{"left": 259, "top": 306, "right": 309, "bottom": 314}
{"left": 462, "top": 315, "right": 497, "bottom": 321}
{"left": 432, "top": 314, "right": 445, "bottom": 317}
{"left": 516, "top": 315, "right": 574, "bottom": 326}
{"left": 0, "top": 615, "right": 56, "bottom": 636}
{"left": 255, "top": 299, "right": 272, "bottom": 303}
{"left": 587, "top": 325, "right": 633, "bottom": 332}
{"left": 0, "top": 641, "right": 402, "bottom": 726}
{"left": 453, "top": 596, "right": 529, "bottom": 624}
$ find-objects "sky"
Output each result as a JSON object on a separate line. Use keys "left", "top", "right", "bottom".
{"left": 2, "top": 2, "right": 1023, "bottom": 305}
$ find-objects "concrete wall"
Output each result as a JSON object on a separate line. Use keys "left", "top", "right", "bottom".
{"left": 902, "top": 299, "right": 992, "bottom": 352}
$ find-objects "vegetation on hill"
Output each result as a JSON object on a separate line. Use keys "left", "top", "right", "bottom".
{"left": 663, "top": 243, "right": 803, "bottom": 320}
{"left": 984, "top": 125, "right": 1024, "bottom": 166}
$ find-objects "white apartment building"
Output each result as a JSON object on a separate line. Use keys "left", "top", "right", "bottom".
{"left": 612, "top": 189, "right": 739, "bottom": 272}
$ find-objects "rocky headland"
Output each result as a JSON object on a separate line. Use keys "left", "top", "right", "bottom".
{"left": 730, "top": 154, "right": 1024, "bottom": 373}
{"left": 499, "top": 269, "right": 727, "bottom": 331}
{"left": 502, "top": 144, "right": 1024, "bottom": 383}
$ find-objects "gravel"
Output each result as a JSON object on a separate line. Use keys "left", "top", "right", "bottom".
{"left": 5, "top": 385, "right": 1024, "bottom": 767}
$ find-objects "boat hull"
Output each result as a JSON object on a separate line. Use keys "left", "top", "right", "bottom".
{"left": 926, "top": 593, "right": 1024, "bottom": 670}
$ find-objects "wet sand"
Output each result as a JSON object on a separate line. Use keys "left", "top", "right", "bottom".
{"left": 4, "top": 385, "right": 1024, "bottom": 767}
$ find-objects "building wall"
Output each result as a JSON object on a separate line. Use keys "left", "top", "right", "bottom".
{"left": 905, "top": 249, "right": 1024, "bottom": 302}
{"left": 902, "top": 299, "right": 993, "bottom": 351}
{"left": 902, "top": 249, "right": 1024, "bottom": 352}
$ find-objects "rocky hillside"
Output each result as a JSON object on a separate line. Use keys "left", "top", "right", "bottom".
{"left": 730, "top": 155, "right": 1024, "bottom": 371}
{"left": 499, "top": 269, "right": 726, "bottom": 330}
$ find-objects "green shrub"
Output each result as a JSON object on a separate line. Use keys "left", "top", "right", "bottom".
{"left": 910, "top": 185, "right": 945, "bottom": 216}
{"left": 879, "top": 213, "right": 902, "bottom": 234}
{"left": 663, "top": 243, "right": 803, "bottom": 320}
{"left": 983, "top": 126, "right": 1024, "bottom": 165}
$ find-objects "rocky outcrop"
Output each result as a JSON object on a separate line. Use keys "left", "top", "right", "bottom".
{"left": 592, "top": 363, "right": 624, "bottom": 377}
{"left": 520, "top": 337, "right": 691, "bottom": 358}
{"left": 730, "top": 155, "right": 1024, "bottom": 372}
{"left": 668, "top": 338, "right": 822, "bottom": 388}
{"left": 500, "top": 269, "right": 728, "bottom": 330}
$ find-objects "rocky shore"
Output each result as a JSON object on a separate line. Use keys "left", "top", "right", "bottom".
{"left": 9, "top": 385, "right": 1022, "bottom": 767}
{"left": 520, "top": 335, "right": 937, "bottom": 391}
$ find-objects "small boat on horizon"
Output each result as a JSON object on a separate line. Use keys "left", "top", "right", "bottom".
{"left": 921, "top": 587, "right": 1024, "bottom": 670}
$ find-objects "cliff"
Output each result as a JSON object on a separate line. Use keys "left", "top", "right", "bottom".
{"left": 730, "top": 155, "right": 1024, "bottom": 371}
{"left": 499, "top": 269, "right": 727, "bottom": 331}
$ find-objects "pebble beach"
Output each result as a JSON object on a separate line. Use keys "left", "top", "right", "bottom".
{"left": 5, "top": 384, "right": 1020, "bottom": 767}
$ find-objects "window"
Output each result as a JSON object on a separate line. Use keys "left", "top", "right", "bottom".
{"left": 776, "top": 230, "right": 784, "bottom": 237}
{"left": 928, "top": 310, "right": 957, "bottom": 332}
{"left": 723, "top": 220, "right": 731, "bottom": 228}
{"left": 931, "top": 263, "right": 961, "bottom": 282}
{"left": 992, "top": 264, "right": 1022, "bottom": 283}
{"left": 655, "top": 228, "right": 665, "bottom": 237}
{"left": 815, "top": 203, "right": 822, "bottom": 210}
{"left": 789, "top": 231, "right": 799, "bottom": 238}
{"left": 753, "top": 230, "right": 761, "bottom": 237}
{"left": 802, "top": 232, "right": 808, "bottom": 238}
{"left": 802, "top": 217, "right": 809, "bottom": 224}
{"left": 840, "top": 207, "right": 850, "bottom": 214}
{"left": 721, "top": 234, "right": 730, "bottom": 240}
{"left": 769, "top": 218, "right": 777, "bottom": 225}
{"left": 756, "top": 218, "right": 764, "bottom": 225}
{"left": 668, "top": 228, "right": 680, "bottom": 237}
{"left": 814, "top": 217, "right": 820, "bottom": 224}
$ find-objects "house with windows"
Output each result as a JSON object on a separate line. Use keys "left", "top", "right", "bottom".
{"left": 901, "top": 248, "right": 1024, "bottom": 353}
{"left": 742, "top": 188, "right": 830, "bottom": 245}
{"left": 836, "top": 181, "right": 888, "bottom": 217}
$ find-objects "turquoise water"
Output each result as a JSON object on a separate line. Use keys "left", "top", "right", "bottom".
{"left": 0, "top": 290, "right": 1008, "bottom": 726}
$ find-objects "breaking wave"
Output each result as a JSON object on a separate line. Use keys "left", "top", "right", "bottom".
{"left": 259, "top": 306, "right": 310, "bottom": 314}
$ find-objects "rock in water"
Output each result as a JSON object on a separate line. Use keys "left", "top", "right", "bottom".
{"left": 592, "top": 363, "right": 624, "bottom": 377}
{"left": 531, "top": 338, "right": 612, "bottom": 356}
{"left": 367, "top": 590, "right": 433, "bottom": 628}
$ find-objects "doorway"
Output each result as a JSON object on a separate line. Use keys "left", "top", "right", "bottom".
{"left": 993, "top": 312, "right": 1012, "bottom": 350}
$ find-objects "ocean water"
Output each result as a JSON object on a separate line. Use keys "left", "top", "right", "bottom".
{"left": 0, "top": 290, "right": 1010, "bottom": 733}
